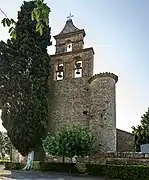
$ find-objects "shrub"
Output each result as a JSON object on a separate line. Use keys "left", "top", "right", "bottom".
{"left": 75, "top": 162, "right": 86, "bottom": 173}
{"left": 0, "top": 159, "right": 9, "bottom": 165}
{"left": 86, "top": 164, "right": 149, "bottom": 180}
{"left": 39, "top": 162, "right": 79, "bottom": 173}
{"left": 4, "top": 162, "right": 23, "bottom": 170}
{"left": 32, "top": 161, "right": 41, "bottom": 170}
{"left": 38, "top": 163, "right": 149, "bottom": 179}
{"left": 4, "top": 161, "right": 149, "bottom": 180}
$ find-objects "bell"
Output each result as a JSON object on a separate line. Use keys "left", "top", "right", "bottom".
{"left": 58, "top": 65, "right": 63, "bottom": 72}
{"left": 57, "top": 65, "right": 63, "bottom": 78}
{"left": 76, "top": 69, "right": 80, "bottom": 74}
{"left": 75, "top": 62, "right": 81, "bottom": 74}
{"left": 58, "top": 72, "right": 63, "bottom": 78}
{"left": 75, "top": 63, "right": 81, "bottom": 69}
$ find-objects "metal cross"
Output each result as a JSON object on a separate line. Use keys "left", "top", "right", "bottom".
{"left": 67, "top": 13, "right": 74, "bottom": 20}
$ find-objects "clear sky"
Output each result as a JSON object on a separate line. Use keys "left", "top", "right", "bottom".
{"left": 0, "top": 0, "right": 149, "bottom": 132}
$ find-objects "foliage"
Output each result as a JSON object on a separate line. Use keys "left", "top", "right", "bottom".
{"left": 5, "top": 161, "right": 149, "bottom": 180}
{"left": 4, "top": 162, "right": 23, "bottom": 170}
{"left": 0, "top": 132, "right": 11, "bottom": 158}
{"left": 0, "top": 1, "right": 51, "bottom": 156}
{"left": 32, "top": 161, "right": 41, "bottom": 170}
{"left": 132, "top": 107, "right": 149, "bottom": 151}
{"left": 32, "top": 0, "right": 51, "bottom": 35}
{"left": 1, "top": 0, "right": 50, "bottom": 39}
{"left": 0, "top": 159, "right": 9, "bottom": 164}
{"left": 75, "top": 162, "right": 86, "bottom": 173}
{"left": 87, "top": 164, "right": 149, "bottom": 180}
{"left": 43, "top": 126, "right": 95, "bottom": 161}
{"left": 1, "top": 18, "right": 16, "bottom": 39}
{"left": 38, "top": 163, "right": 149, "bottom": 180}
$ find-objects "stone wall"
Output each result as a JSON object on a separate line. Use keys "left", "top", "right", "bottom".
{"left": 49, "top": 72, "right": 118, "bottom": 153}
{"left": 46, "top": 152, "right": 149, "bottom": 166}
{"left": 49, "top": 77, "right": 90, "bottom": 132}
{"left": 89, "top": 73, "right": 118, "bottom": 152}
{"left": 50, "top": 47, "right": 94, "bottom": 80}
{"left": 116, "top": 129, "right": 135, "bottom": 152}
{"left": 50, "top": 47, "right": 94, "bottom": 132}
{"left": 55, "top": 31, "right": 85, "bottom": 54}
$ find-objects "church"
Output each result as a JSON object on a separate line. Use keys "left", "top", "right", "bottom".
{"left": 49, "top": 15, "right": 135, "bottom": 153}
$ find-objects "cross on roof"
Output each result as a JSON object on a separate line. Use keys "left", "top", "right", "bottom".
{"left": 67, "top": 13, "right": 74, "bottom": 20}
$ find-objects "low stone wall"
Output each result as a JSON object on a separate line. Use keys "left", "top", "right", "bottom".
{"left": 46, "top": 152, "right": 149, "bottom": 166}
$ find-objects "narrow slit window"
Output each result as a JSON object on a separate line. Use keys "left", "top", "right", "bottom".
{"left": 66, "top": 42, "right": 72, "bottom": 52}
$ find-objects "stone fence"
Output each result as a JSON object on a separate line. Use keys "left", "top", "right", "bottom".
{"left": 46, "top": 152, "right": 149, "bottom": 166}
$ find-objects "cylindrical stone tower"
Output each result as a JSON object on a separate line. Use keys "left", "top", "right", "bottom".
{"left": 89, "top": 72, "right": 118, "bottom": 152}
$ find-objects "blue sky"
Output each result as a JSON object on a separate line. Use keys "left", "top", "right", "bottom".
{"left": 0, "top": 0, "right": 149, "bottom": 132}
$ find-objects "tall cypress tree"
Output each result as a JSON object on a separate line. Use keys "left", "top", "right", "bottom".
{"left": 0, "top": 1, "right": 51, "bottom": 158}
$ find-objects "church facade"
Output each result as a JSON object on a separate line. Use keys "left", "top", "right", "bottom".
{"left": 49, "top": 17, "right": 135, "bottom": 152}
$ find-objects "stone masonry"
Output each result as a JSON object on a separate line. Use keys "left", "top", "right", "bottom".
{"left": 116, "top": 129, "right": 135, "bottom": 152}
{"left": 49, "top": 17, "right": 134, "bottom": 153}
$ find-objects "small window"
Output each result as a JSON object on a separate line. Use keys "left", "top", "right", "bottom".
{"left": 66, "top": 41, "right": 72, "bottom": 52}
{"left": 75, "top": 61, "right": 82, "bottom": 78}
{"left": 56, "top": 63, "right": 63, "bottom": 81}
{"left": 67, "top": 43, "right": 72, "bottom": 52}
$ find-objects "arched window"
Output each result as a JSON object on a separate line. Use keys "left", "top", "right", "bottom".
{"left": 74, "top": 57, "right": 82, "bottom": 78}
{"left": 66, "top": 40, "right": 72, "bottom": 52}
{"left": 56, "top": 63, "right": 63, "bottom": 81}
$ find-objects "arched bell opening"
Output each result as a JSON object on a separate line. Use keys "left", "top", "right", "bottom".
{"left": 74, "top": 58, "right": 82, "bottom": 78}
{"left": 56, "top": 63, "right": 64, "bottom": 81}
{"left": 66, "top": 40, "right": 72, "bottom": 52}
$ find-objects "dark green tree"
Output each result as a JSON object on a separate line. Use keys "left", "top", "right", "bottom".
{"left": 0, "top": 0, "right": 51, "bottom": 167}
{"left": 132, "top": 107, "right": 149, "bottom": 151}
{"left": 43, "top": 125, "right": 95, "bottom": 163}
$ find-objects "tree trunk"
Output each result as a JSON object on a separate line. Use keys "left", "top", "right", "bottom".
{"left": 23, "top": 150, "right": 34, "bottom": 171}
{"left": 68, "top": 157, "right": 73, "bottom": 175}
{"left": 34, "top": 143, "right": 45, "bottom": 161}
{"left": 62, "top": 156, "right": 65, "bottom": 163}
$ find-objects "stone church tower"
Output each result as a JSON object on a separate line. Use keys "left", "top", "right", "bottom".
{"left": 50, "top": 16, "right": 118, "bottom": 152}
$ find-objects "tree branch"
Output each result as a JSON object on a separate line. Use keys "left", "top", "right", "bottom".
{"left": 0, "top": 8, "right": 8, "bottom": 18}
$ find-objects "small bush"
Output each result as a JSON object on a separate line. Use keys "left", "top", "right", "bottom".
{"left": 38, "top": 162, "right": 149, "bottom": 179}
{"left": 39, "top": 162, "right": 79, "bottom": 173}
{"left": 4, "top": 161, "right": 149, "bottom": 180}
{"left": 86, "top": 164, "right": 149, "bottom": 180}
{"left": 32, "top": 161, "right": 40, "bottom": 170}
{"left": 75, "top": 162, "right": 86, "bottom": 173}
{"left": 4, "top": 162, "right": 23, "bottom": 170}
{"left": 0, "top": 159, "right": 9, "bottom": 165}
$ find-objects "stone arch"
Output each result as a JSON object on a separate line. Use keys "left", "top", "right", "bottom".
{"left": 73, "top": 56, "right": 82, "bottom": 78}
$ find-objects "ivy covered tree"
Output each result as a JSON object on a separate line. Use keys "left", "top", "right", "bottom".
{"left": 0, "top": 0, "right": 51, "bottom": 170}
{"left": 43, "top": 125, "right": 95, "bottom": 163}
{"left": 132, "top": 107, "right": 149, "bottom": 151}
